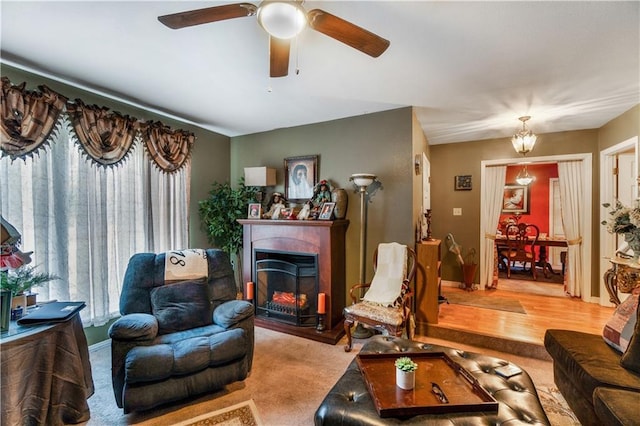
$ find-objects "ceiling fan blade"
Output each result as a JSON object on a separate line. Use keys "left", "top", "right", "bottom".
{"left": 270, "top": 37, "right": 290, "bottom": 78}
{"left": 307, "top": 9, "right": 390, "bottom": 58}
{"left": 158, "top": 3, "right": 257, "bottom": 29}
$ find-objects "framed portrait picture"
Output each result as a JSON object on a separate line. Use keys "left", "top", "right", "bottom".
{"left": 247, "top": 203, "right": 261, "bottom": 219}
{"left": 455, "top": 175, "right": 472, "bottom": 190}
{"left": 284, "top": 155, "right": 318, "bottom": 202}
{"left": 502, "top": 184, "right": 530, "bottom": 214}
{"left": 318, "top": 202, "right": 335, "bottom": 220}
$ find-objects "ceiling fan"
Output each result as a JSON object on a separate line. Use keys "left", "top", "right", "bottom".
{"left": 158, "top": 1, "right": 390, "bottom": 78}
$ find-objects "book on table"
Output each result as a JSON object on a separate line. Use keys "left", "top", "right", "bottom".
{"left": 17, "top": 301, "right": 85, "bottom": 325}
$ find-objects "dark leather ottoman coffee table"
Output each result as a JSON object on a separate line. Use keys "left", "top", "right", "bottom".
{"left": 315, "top": 336, "right": 550, "bottom": 425}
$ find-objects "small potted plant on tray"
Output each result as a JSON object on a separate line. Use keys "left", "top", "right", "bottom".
{"left": 395, "top": 356, "right": 418, "bottom": 390}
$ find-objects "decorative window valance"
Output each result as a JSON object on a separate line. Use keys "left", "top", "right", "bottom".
{"left": 141, "top": 121, "right": 195, "bottom": 173}
{"left": 66, "top": 99, "right": 138, "bottom": 167}
{"left": 0, "top": 77, "right": 67, "bottom": 160}
{"left": 1, "top": 77, "right": 195, "bottom": 173}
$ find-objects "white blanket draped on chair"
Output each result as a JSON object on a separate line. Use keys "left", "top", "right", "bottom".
{"left": 362, "top": 242, "right": 407, "bottom": 307}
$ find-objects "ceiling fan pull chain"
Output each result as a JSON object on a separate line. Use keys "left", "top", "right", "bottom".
{"left": 295, "top": 35, "right": 301, "bottom": 75}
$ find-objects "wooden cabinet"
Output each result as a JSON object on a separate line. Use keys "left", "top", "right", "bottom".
{"left": 415, "top": 239, "right": 441, "bottom": 332}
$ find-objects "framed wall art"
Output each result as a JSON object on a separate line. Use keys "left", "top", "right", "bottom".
{"left": 284, "top": 155, "right": 318, "bottom": 202}
{"left": 502, "top": 184, "right": 530, "bottom": 214}
{"left": 454, "top": 175, "right": 472, "bottom": 190}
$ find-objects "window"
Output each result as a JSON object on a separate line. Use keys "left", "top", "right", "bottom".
{"left": 1, "top": 117, "right": 190, "bottom": 326}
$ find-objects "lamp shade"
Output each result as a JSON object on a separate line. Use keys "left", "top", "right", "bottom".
{"left": 350, "top": 173, "right": 376, "bottom": 188}
{"left": 244, "top": 167, "right": 276, "bottom": 187}
{"left": 1, "top": 216, "right": 21, "bottom": 247}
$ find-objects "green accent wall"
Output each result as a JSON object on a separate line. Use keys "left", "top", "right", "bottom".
{"left": 230, "top": 107, "right": 416, "bottom": 299}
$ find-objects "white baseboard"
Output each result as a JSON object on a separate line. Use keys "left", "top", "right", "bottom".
{"left": 90, "top": 339, "right": 111, "bottom": 353}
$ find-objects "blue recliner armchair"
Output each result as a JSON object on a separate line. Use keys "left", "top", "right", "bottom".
{"left": 108, "top": 249, "right": 254, "bottom": 413}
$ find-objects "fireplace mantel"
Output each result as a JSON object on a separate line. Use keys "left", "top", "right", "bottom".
{"left": 238, "top": 219, "right": 349, "bottom": 344}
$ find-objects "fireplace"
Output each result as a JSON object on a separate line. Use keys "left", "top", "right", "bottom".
{"left": 254, "top": 250, "right": 318, "bottom": 327}
{"left": 238, "top": 219, "right": 349, "bottom": 344}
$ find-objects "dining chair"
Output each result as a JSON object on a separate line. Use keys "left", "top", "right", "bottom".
{"left": 342, "top": 243, "right": 416, "bottom": 352}
{"left": 500, "top": 223, "right": 540, "bottom": 280}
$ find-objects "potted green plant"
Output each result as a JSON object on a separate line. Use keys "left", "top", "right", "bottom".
{"left": 1, "top": 266, "right": 57, "bottom": 295}
{"left": 1, "top": 265, "right": 59, "bottom": 309}
{"left": 199, "top": 178, "right": 258, "bottom": 292}
{"left": 395, "top": 356, "right": 418, "bottom": 390}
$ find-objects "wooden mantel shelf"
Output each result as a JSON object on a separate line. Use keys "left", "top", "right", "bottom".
{"left": 238, "top": 219, "right": 349, "bottom": 344}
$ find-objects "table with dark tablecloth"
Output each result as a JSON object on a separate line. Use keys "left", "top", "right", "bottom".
{"left": 1, "top": 313, "right": 94, "bottom": 425}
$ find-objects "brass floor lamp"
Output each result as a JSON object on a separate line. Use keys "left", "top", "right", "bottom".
{"left": 349, "top": 173, "right": 380, "bottom": 339}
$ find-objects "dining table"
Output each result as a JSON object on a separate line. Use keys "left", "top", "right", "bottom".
{"left": 495, "top": 234, "right": 568, "bottom": 278}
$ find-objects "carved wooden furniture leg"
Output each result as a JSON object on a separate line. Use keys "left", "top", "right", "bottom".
{"left": 344, "top": 319, "right": 354, "bottom": 352}
{"left": 604, "top": 266, "right": 620, "bottom": 306}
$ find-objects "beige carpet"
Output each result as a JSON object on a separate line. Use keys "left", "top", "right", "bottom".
{"left": 445, "top": 291, "right": 527, "bottom": 314}
{"left": 82, "top": 327, "right": 578, "bottom": 426}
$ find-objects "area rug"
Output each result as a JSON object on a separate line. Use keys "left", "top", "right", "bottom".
{"left": 173, "top": 400, "right": 264, "bottom": 426}
{"left": 444, "top": 292, "right": 526, "bottom": 314}
{"left": 536, "top": 386, "right": 580, "bottom": 425}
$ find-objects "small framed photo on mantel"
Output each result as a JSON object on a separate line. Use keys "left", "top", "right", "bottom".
{"left": 455, "top": 175, "right": 472, "bottom": 190}
{"left": 318, "top": 202, "right": 335, "bottom": 220}
{"left": 247, "top": 203, "right": 261, "bottom": 219}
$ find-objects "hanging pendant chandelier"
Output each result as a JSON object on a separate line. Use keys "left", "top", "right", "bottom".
{"left": 511, "top": 116, "right": 537, "bottom": 185}
{"left": 515, "top": 164, "right": 534, "bottom": 186}
{"left": 511, "top": 116, "right": 537, "bottom": 155}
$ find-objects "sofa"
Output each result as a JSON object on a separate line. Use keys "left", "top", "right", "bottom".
{"left": 544, "top": 292, "right": 640, "bottom": 426}
{"left": 108, "top": 249, "right": 254, "bottom": 413}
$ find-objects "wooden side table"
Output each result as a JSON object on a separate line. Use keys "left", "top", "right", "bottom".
{"left": 603, "top": 256, "right": 640, "bottom": 305}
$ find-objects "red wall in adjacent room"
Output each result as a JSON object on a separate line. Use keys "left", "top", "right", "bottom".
{"left": 499, "top": 163, "right": 559, "bottom": 234}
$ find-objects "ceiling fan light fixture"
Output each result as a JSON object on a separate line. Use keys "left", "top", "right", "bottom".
{"left": 257, "top": 1, "right": 307, "bottom": 39}
{"left": 511, "top": 116, "right": 537, "bottom": 155}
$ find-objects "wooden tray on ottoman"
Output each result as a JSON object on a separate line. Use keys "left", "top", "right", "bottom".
{"left": 356, "top": 352, "right": 498, "bottom": 418}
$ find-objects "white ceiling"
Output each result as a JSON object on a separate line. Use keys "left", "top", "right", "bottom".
{"left": 1, "top": 1, "right": 638, "bottom": 145}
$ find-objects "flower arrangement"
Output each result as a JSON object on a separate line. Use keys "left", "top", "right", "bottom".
{"left": 394, "top": 356, "right": 418, "bottom": 372}
{"left": 601, "top": 199, "right": 640, "bottom": 256}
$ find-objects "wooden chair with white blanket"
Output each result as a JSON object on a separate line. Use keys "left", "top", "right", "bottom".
{"left": 343, "top": 243, "right": 417, "bottom": 352}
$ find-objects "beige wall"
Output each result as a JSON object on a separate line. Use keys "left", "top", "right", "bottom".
{"left": 599, "top": 104, "right": 640, "bottom": 151}
{"left": 430, "top": 129, "right": 601, "bottom": 291}
{"left": 231, "top": 107, "right": 415, "bottom": 299}
{"left": 430, "top": 109, "right": 640, "bottom": 298}
{"left": 2, "top": 65, "right": 231, "bottom": 249}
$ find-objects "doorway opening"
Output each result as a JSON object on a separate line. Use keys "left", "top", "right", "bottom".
{"left": 480, "top": 153, "right": 593, "bottom": 301}
{"left": 599, "top": 136, "right": 639, "bottom": 305}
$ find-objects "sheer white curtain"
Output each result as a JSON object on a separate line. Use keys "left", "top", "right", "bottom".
{"left": 557, "top": 161, "right": 585, "bottom": 298}
{"left": 0, "top": 116, "right": 190, "bottom": 325}
{"left": 480, "top": 165, "right": 507, "bottom": 289}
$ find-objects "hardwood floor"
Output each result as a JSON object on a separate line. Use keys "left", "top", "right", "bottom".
{"left": 421, "top": 280, "right": 616, "bottom": 359}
